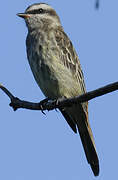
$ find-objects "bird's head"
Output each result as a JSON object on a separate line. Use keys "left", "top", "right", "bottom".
{"left": 17, "top": 3, "right": 61, "bottom": 31}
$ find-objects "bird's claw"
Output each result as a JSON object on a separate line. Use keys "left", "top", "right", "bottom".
{"left": 53, "top": 96, "right": 66, "bottom": 109}
{"left": 39, "top": 98, "right": 49, "bottom": 115}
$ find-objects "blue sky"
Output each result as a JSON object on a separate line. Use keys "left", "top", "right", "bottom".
{"left": 0, "top": 0, "right": 118, "bottom": 179}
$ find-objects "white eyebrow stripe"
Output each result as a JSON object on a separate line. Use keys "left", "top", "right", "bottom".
{"left": 26, "top": 4, "right": 53, "bottom": 12}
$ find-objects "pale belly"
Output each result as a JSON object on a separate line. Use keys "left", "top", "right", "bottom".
{"left": 28, "top": 53, "right": 81, "bottom": 99}
{"left": 27, "top": 31, "right": 83, "bottom": 100}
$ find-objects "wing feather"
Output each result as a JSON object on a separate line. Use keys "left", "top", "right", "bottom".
{"left": 54, "top": 27, "right": 88, "bottom": 114}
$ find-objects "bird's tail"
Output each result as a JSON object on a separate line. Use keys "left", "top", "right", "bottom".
{"left": 61, "top": 104, "right": 99, "bottom": 176}
{"left": 75, "top": 104, "right": 99, "bottom": 176}
{"left": 77, "top": 122, "right": 99, "bottom": 176}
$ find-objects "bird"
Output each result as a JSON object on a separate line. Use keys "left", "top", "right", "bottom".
{"left": 17, "top": 3, "right": 99, "bottom": 176}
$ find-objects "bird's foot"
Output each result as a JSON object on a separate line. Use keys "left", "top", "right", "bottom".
{"left": 39, "top": 98, "right": 49, "bottom": 115}
{"left": 53, "top": 96, "right": 66, "bottom": 110}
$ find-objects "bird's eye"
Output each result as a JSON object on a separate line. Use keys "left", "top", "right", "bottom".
{"left": 38, "top": 8, "right": 44, "bottom": 14}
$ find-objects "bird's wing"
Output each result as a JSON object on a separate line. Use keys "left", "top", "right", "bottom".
{"left": 54, "top": 27, "right": 99, "bottom": 176}
{"left": 54, "top": 27, "right": 88, "bottom": 116}
{"left": 54, "top": 27, "right": 86, "bottom": 94}
{"left": 60, "top": 107, "right": 77, "bottom": 133}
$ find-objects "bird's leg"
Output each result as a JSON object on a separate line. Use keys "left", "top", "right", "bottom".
{"left": 39, "top": 97, "right": 66, "bottom": 113}
{"left": 39, "top": 98, "right": 49, "bottom": 114}
{"left": 55, "top": 96, "right": 66, "bottom": 105}
{"left": 53, "top": 96, "right": 66, "bottom": 111}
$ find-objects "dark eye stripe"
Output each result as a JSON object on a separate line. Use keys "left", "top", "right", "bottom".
{"left": 26, "top": 9, "right": 45, "bottom": 14}
{"left": 26, "top": 9, "right": 57, "bottom": 17}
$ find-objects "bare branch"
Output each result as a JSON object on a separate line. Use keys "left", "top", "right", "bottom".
{"left": 0, "top": 82, "right": 118, "bottom": 112}
{"left": 0, "top": 84, "right": 14, "bottom": 100}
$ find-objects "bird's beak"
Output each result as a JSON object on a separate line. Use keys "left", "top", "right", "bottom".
{"left": 17, "top": 13, "right": 30, "bottom": 19}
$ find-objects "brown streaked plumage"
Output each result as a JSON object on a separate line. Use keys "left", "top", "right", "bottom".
{"left": 17, "top": 3, "right": 99, "bottom": 176}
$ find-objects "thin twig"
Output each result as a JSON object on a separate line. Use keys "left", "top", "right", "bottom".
{"left": 0, "top": 82, "right": 118, "bottom": 112}
{"left": 0, "top": 84, "right": 14, "bottom": 100}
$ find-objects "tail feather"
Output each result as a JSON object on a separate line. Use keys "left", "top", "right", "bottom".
{"left": 60, "top": 108, "right": 77, "bottom": 133}
{"left": 78, "top": 127, "right": 99, "bottom": 176}
{"left": 61, "top": 104, "right": 99, "bottom": 176}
